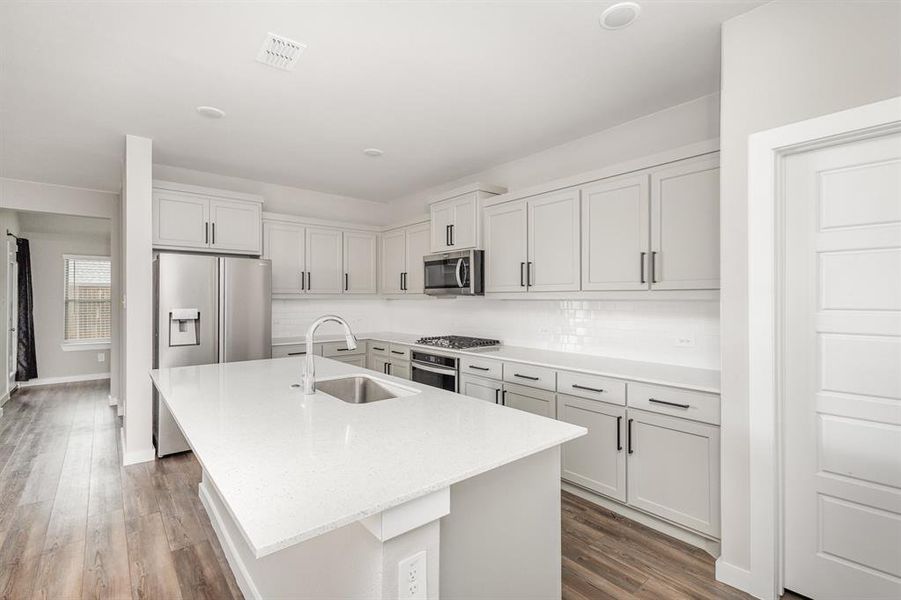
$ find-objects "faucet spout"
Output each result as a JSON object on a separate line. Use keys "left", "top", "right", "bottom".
{"left": 301, "top": 315, "right": 357, "bottom": 395}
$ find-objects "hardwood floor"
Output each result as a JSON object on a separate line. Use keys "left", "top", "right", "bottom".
{"left": 1, "top": 381, "right": 754, "bottom": 600}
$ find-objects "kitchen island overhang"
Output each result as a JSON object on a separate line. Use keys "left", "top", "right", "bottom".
{"left": 150, "top": 355, "right": 585, "bottom": 599}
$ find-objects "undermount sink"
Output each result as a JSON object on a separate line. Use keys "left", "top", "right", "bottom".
{"left": 316, "top": 376, "right": 398, "bottom": 404}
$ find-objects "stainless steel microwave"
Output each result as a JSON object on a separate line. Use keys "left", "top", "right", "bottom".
{"left": 423, "top": 249, "right": 484, "bottom": 296}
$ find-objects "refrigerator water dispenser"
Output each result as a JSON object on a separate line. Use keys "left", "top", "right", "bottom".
{"left": 169, "top": 308, "right": 200, "bottom": 346}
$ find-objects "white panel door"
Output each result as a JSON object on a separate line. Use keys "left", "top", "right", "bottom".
{"left": 263, "top": 222, "right": 305, "bottom": 295}
{"left": 380, "top": 228, "right": 406, "bottom": 294}
{"left": 502, "top": 382, "right": 555, "bottom": 418}
{"left": 389, "top": 361, "right": 411, "bottom": 380}
{"left": 209, "top": 198, "right": 261, "bottom": 254}
{"left": 305, "top": 227, "right": 343, "bottom": 294}
{"left": 783, "top": 131, "right": 901, "bottom": 600}
{"left": 527, "top": 189, "right": 581, "bottom": 292}
{"left": 153, "top": 191, "right": 209, "bottom": 249}
{"left": 459, "top": 373, "right": 503, "bottom": 404}
{"left": 430, "top": 199, "right": 455, "bottom": 253}
{"left": 483, "top": 200, "right": 527, "bottom": 293}
{"left": 557, "top": 394, "right": 626, "bottom": 501}
{"left": 403, "top": 222, "right": 430, "bottom": 294}
{"left": 450, "top": 192, "right": 478, "bottom": 250}
{"left": 626, "top": 409, "right": 720, "bottom": 537}
{"left": 581, "top": 174, "right": 650, "bottom": 291}
{"left": 650, "top": 155, "right": 720, "bottom": 290}
{"left": 343, "top": 231, "right": 377, "bottom": 294}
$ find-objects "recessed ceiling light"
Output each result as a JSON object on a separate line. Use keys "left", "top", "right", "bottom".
{"left": 362, "top": 148, "right": 384, "bottom": 157}
{"left": 600, "top": 2, "right": 641, "bottom": 30}
{"left": 196, "top": 106, "right": 226, "bottom": 119}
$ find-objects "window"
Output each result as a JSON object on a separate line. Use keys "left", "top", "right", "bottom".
{"left": 63, "top": 255, "right": 111, "bottom": 344}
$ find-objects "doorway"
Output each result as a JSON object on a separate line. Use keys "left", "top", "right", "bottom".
{"left": 6, "top": 238, "right": 16, "bottom": 393}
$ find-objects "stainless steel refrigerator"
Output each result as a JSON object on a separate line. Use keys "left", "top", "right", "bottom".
{"left": 153, "top": 252, "right": 272, "bottom": 457}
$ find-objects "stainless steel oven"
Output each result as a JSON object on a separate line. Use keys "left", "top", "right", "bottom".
{"left": 423, "top": 249, "right": 484, "bottom": 296}
{"left": 411, "top": 350, "right": 458, "bottom": 392}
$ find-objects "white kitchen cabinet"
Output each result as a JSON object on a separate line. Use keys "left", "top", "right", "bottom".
{"left": 263, "top": 222, "right": 306, "bottom": 294}
{"left": 460, "top": 373, "right": 503, "bottom": 404}
{"left": 502, "top": 382, "right": 555, "bottom": 419}
{"left": 557, "top": 394, "right": 626, "bottom": 502}
{"left": 626, "top": 408, "right": 720, "bottom": 537}
{"left": 389, "top": 361, "right": 411, "bottom": 380}
{"left": 483, "top": 200, "right": 528, "bottom": 293}
{"left": 381, "top": 222, "right": 429, "bottom": 294}
{"left": 649, "top": 155, "right": 720, "bottom": 290}
{"left": 343, "top": 231, "right": 377, "bottom": 294}
{"left": 403, "top": 222, "right": 430, "bottom": 294}
{"left": 271, "top": 343, "right": 321, "bottom": 358}
{"left": 153, "top": 183, "right": 263, "bottom": 255}
{"left": 333, "top": 354, "right": 367, "bottom": 369}
{"left": 430, "top": 192, "right": 479, "bottom": 252}
{"left": 581, "top": 173, "right": 650, "bottom": 291}
{"left": 370, "top": 356, "right": 390, "bottom": 375}
{"left": 305, "top": 227, "right": 343, "bottom": 294}
{"left": 527, "top": 189, "right": 581, "bottom": 292}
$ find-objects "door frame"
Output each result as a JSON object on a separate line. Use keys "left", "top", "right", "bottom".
{"left": 743, "top": 96, "right": 901, "bottom": 600}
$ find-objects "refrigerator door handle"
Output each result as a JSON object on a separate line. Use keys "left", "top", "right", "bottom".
{"left": 218, "top": 258, "right": 226, "bottom": 363}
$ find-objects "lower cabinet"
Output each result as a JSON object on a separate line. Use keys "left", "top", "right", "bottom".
{"left": 460, "top": 373, "right": 503, "bottom": 404}
{"left": 502, "top": 382, "right": 555, "bottom": 418}
{"left": 332, "top": 354, "right": 366, "bottom": 369}
{"left": 625, "top": 409, "right": 720, "bottom": 537}
{"left": 368, "top": 354, "right": 410, "bottom": 380}
{"left": 557, "top": 394, "right": 626, "bottom": 502}
{"left": 390, "top": 361, "right": 411, "bottom": 380}
{"left": 271, "top": 343, "right": 322, "bottom": 358}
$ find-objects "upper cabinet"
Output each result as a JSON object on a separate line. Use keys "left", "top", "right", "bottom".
{"left": 381, "top": 221, "right": 430, "bottom": 294}
{"left": 152, "top": 182, "right": 263, "bottom": 255}
{"left": 343, "top": 231, "right": 378, "bottom": 294}
{"left": 429, "top": 184, "right": 506, "bottom": 253}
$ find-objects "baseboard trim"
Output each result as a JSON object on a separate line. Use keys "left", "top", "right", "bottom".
{"left": 119, "top": 427, "right": 156, "bottom": 466}
{"left": 715, "top": 560, "right": 757, "bottom": 598}
{"left": 19, "top": 372, "right": 111, "bottom": 388}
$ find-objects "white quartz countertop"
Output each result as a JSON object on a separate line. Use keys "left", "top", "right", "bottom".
{"left": 150, "top": 356, "right": 585, "bottom": 559}
{"left": 273, "top": 331, "right": 721, "bottom": 394}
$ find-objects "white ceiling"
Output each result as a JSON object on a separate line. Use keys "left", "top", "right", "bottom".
{"left": 0, "top": 1, "right": 760, "bottom": 202}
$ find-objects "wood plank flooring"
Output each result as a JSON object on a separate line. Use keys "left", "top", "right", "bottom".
{"left": 1, "top": 381, "right": 757, "bottom": 600}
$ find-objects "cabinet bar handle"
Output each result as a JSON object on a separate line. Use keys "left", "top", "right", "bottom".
{"left": 287, "top": 351, "right": 306, "bottom": 356}
{"left": 495, "top": 388, "right": 500, "bottom": 404}
{"left": 390, "top": 350, "right": 405, "bottom": 355}
{"left": 307, "top": 272, "right": 311, "bottom": 290}
{"left": 446, "top": 225, "right": 451, "bottom": 247}
{"left": 345, "top": 273, "right": 349, "bottom": 291}
{"left": 450, "top": 224, "right": 454, "bottom": 246}
{"left": 616, "top": 416, "right": 622, "bottom": 451}
{"left": 651, "top": 251, "right": 658, "bottom": 284}
{"left": 401, "top": 272, "right": 407, "bottom": 291}
{"left": 572, "top": 384, "right": 605, "bottom": 393}
{"left": 520, "top": 262, "right": 526, "bottom": 287}
{"left": 205, "top": 222, "right": 209, "bottom": 244}
{"left": 387, "top": 363, "right": 392, "bottom": 375}
{"left": 527, "top": 262, "right": 533, "bottom": 287}
{"left": 501, "top": 389, "right": 507, "bottom": 406}
{"left": 337, "top": 348, "right": 350, "bottom": 352}
{"left": 301, "top": 271, "right": 305, "bottom": 291}
{"left": 211, "top": 222, "right": 216, "bottom": 245}
{"left": 514, "top": 373, "right": 539, "bottom": 381}
{"left": 640, "top": 252, "right": 646, "bottom": 284}
{"left": 372, "top": 346, "right": 385, "bottom": 352}
{"left": 468, "top": 365, "right": 489, "bottom": 371}
{"left": 627, "top": 418, "right": 634, "bottom": 454}
{"left": 648, "top": 397, "right": 690, "bottom": 409}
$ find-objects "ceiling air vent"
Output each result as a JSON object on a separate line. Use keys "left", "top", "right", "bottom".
{"left": 256, "top": 33, "right": 306, "bottom": 71}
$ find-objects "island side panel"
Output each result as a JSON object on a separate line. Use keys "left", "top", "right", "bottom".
{"left": 440, "top": 447, "right": 563, "bottom": 599}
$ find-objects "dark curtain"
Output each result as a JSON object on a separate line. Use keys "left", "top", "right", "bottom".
{"left": 15, "top": 238, "right": 37, "bottom": 381}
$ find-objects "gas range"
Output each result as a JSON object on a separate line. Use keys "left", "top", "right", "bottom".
{"left": 415, "top": 335, "right": 501, "bottom": 350}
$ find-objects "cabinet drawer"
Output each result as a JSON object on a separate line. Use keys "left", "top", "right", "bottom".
{"left": 627, "top": 383, "right": 720, "bottom": 425}
{"left": 460, "top": 356, "right": 502, "bottom": 380}
{"left": 321, "top": 340, "right": 366, "bottom": 357}
{"left": 368, "top": 341, "right": 390, "bottom": 356}
{"left": 388, "top": 344, "right": 411, "bottom": 361}
{"left": 272, "top": 343, "right": 322, "bottom": 358}
{"left": 503, "top": 362, "right": 556, "bottom": 392}
{"left": 557, "top": 371, "right": 626, "bottom": 406}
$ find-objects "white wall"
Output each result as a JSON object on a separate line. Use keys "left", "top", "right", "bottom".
{"left": 0, "top": 210, "right": 20, "bottom": 405}
{"left": 21, "top": 219, "right": 111, "bottom": 381}
{"left": 153, "top": 164, "right": 390, "bottom": 226}
{"left": 718, "top": 0, "right": 901, "bottom": 590}
{"left": 387, "top": 93, "right": 720, "bottom": 222}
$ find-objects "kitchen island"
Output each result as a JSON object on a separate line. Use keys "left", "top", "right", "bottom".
{"left": 150, "top": 355, "right": 585, "bottom": 599}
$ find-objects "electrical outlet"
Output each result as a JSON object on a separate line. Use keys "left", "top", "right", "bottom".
{"left": 97, "top": 353, "right": 106, "bottom": 363}
{"left": 674, "top": 335, "right": 696, "bottom": 348}
{"left": 398, "top": 551, "right": 427, "bottom": 600}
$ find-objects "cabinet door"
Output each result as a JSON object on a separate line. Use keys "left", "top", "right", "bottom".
{"left": 403, "top": 222, "right": 430, "bottom": 294}
{"left": 460, "top": 374, "right": 503, "bottom": 404}
{"left": 626, "top": 409, "right": 720, "bottom": 537}
{"left": 153, "top": 191, "right": 209, "bottom": 249}
{"left": 430, "top": 199, "right": 455, "bottom": 252}
{"left": 483, "top": 200, "right": 528, "bottom": 293}
{"left": 650, "top": 155, "right": 720, "bottom": 290}
{"left": 557, "top": 394, "right": 626, "bottom": 501}
{"left": 209, "top": 199, "right": 262, "bottom": 254}
{"left": 527, "top": 189, "right": 581, "bottom": 292}
{"left": 263, "top": 222, "right": 306, "bottom": 294}
{"left": 370, "top": 356, "right": 390, "bottom": 375}
{"left": 389, "top": 361, "right": 411, "bottom": 380}
{"left": 343, "top": 231, "right": 377, "bottom": 294}
{"left": 449, "top": 192, "right": 478, "bottom": 250}
{"left": 380, "top": 228, "right": 406, "bottom": 294}
{"left": 305, "top": 227, "right": 343, "bottom": 293}
{"left": 502, "top": 382, "right": 555, "bottom": 418}
{"left": 582, "top": 174, "right": 650, "bottom": 291}
{"left": 333, "top": 354, "right": 366, "bottom": 369}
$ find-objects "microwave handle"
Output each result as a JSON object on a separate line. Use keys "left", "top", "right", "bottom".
{"left": 455, "top": 258, "right": 465, "bottom": 288}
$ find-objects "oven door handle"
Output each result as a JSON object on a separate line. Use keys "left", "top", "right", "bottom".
{"left": 411, "top": 361, "right": 458, "bottom": 377}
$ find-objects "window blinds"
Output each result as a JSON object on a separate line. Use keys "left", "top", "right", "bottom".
{"left": 63, "top": 256, "right": 111, "bottom": 342}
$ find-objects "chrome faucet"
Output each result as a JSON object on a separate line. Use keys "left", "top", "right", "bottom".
{"left": 301, "top": 314, "right": 358, "bottom": 395}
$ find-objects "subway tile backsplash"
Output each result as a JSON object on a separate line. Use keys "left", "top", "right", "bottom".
{"left": 273, "top": 298, "right": 720, "bottom": 369}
